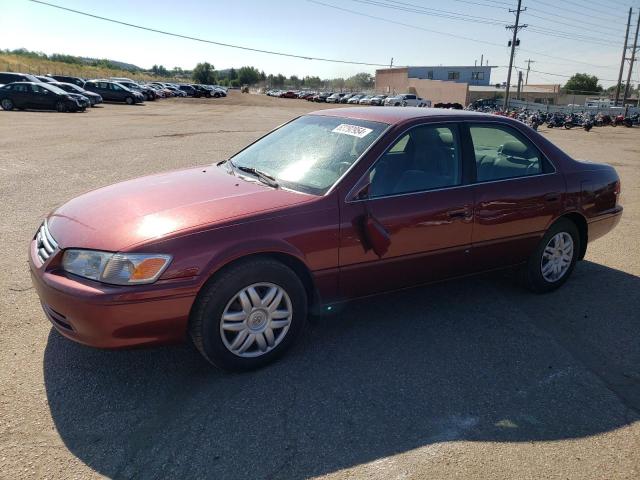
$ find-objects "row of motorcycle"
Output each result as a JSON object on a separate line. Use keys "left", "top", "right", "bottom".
{"left": 515, "top": 111, "right": 639, "bottom": 131}
{"left": 470, "top": 106, "right": 640, "bottom": 131}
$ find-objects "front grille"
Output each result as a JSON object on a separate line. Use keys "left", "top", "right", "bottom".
{"left": 35, "top": 221, "right": 58, "bottom": 263}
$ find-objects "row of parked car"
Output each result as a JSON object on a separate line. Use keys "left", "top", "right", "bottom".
{"left": 265, "top": 89, "right": 428, "bottom": 107}
{"left": 0, "top": 71, "right": 228, "bottom": 112}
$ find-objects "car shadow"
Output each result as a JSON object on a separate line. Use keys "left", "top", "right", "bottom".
{"left": 43, "top": 261, "right": 640, "bottom": 479}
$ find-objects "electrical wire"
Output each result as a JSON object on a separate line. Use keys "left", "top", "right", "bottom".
{"left": 310, "top": 0, "right": 620, "bottom": 69}
{"left": 26, "top": 0, "right": 391, "bottom": 67}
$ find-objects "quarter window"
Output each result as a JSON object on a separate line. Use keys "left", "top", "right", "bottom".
{"left": 369, "top": 125, "right": 462, "bottom": 198}
{"left": 469, "top": 125, "right": 544, "bottom": 182}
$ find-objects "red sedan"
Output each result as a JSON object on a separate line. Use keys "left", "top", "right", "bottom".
{"left": 30, "top": 108, "right": 622, "bottom": 370}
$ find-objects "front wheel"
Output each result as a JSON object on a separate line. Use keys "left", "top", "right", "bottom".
{"left": 1, "top": 99, "right": 14, "bottom": 111}
{"left": 55, "top": 101, "right": 67, "bottom": 112}
{"left": 189, "top": 258, "right": 308, "bottom": 371}
{"left": 125, "top": 96, "right": 134, "bottom": 105}
{"left": 523, "top": 219, "right": 580, "bottom": 293}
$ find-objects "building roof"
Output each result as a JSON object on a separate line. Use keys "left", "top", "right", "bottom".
{"left": 469, "top": 85, "right": 555, "bottom": 93}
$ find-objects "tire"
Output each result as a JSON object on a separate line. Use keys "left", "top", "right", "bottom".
{"left": 522, "top": 218, "right": 580, "bottom": 293}
{"left": 189, "top": 258, "right": 308, "bottom": 371}
{"left": 1, "top": 99, "right": 14, "bottom": 111}
{"left": 125, "top": 96, "right": 134, "bottom": 105}
{"left": 55, "top": 101, "right": 67, "bottom": 113}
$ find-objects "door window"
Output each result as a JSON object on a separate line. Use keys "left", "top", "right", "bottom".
{"left": 469, "top": 125, "right": 546, "bottom": 182}
{"left": 110, "top": 83, "right": 123, "bottom": 91}
{"left": 369, "top": 125, "right": 462, "bottom": 198}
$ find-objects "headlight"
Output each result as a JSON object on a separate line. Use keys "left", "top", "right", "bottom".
{"left": 62, "top": 250, "right": 172, "bottom": 285}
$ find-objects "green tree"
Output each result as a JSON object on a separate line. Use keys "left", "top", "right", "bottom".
{"left": 563, "top": 73, "right": 602, "bottom": 93}
{"left": 192, "top": 62, "right": 216, "bottom": 84}
{"left": 237, "top": 66, "right": 261, "bottom": 85}
{"left": 289, "top": 75, "right": 301, "bottom": 88}
{"left": 228, "top": 68, "right": 237, "bottom": 80}
{"left": 345, "top": 72, "right": 374, "bottom": 90}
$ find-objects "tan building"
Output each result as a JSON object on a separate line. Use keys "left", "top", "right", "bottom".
{"left": 375, "top": 67, "right": 471, "bottom": 105}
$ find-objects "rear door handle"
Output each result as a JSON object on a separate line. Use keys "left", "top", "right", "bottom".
{"left": 545, "top": 193, "right": 561, "bottom": 202}
{"left": 447, "top": 207, "right": 471, "bottom": 219}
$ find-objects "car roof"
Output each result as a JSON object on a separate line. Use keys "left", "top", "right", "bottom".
{"left": 308, "top": 106, "right": 492, "bottom": 125}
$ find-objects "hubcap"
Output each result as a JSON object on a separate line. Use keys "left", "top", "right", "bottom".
{"left": 2, "top": 99, "right": 12, "bottom": 109}
{"left": 541, "top": 232, "right": 574, "bottom": 283}
{"left": 220, "top": 282, "right": 292, "bottom": 358}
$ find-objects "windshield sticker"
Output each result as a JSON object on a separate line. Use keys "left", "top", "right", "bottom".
{"left": 332, "top": 124, "right": 373, "bottom": 138}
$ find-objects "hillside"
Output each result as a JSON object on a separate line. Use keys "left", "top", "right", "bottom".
{"left": 0, "top": 52, "right": 182, "bottom": 82}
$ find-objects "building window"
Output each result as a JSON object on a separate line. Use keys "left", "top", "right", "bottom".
{"left": 448, "top": 71, "right": 460, "bottom": 80}
{"left": 427, "top": 70, "right": 434, "bottom": 80}
{"left": 472, "top": 71, "right": 485, "bottom": 80}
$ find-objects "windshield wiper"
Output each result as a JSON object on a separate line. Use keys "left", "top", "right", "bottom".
{"left": 236, "top": 166, "right": 279, "bottom": 188}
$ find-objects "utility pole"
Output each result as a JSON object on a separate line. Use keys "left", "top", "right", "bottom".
{"left": 623, "top": 12, "right": 639, "bottom": 106}
{"left": 524, "top": 58, "right": 535, "bottom": 85}
{"left": 516, "top": 70, "right": 523, "bottom": 100}
{"left": 390, "top": 57, "right": 394, "bottom": 69}
{"left": 615, "top": 8, "right": 632, "bottom": 106}
{"left": 504, "top": 0, "right": 527, "bottom": 110}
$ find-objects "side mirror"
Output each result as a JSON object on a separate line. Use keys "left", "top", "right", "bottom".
{"left": 352, "top": 179, "right": 371, "bottom": 201}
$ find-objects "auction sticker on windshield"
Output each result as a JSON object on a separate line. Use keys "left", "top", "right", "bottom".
{"left": 332, "top": 124, "right": 373, "bottom": 138}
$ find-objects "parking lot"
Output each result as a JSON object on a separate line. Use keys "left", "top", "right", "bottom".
{"left": 0, "top": 92, "right": 639, "bottom": 479}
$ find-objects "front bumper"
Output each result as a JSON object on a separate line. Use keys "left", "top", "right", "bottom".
{"left": 29, "top": 238, "right": 198, "bottom": 349}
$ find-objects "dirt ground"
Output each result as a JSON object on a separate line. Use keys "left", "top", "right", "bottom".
{"left": 0, "top": 92, "right": 638, "bottom": 479}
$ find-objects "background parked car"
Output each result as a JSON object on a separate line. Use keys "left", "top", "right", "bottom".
{"left": 0, "top": 81, "right": 83, "bottom": 112}
{"left": 178, "top": 85, "right": 196, "bottom": 96}
{"left": 347, "top": 94, "right": 365, "bottom": 104}
{"left": 49, "top": 81, "right": 103, "bottom": 106}
{"left": 84, "top": 80, "right": 144, "bottom": 105}
{"left": 117, "top": 81, "right": 157, "bottom": 101}
{"left": 46, "top": 75, "right": 86, "bottom": 87}
{"left": 0, "top": 72, "right": 40, "bottom": 84}
{"left": 358, "top": 95, "right": 374, "bottom": 105}
{"left": 384, "top": 93, "right": 427, "bottom": 107}
{"left": 369, "top": 94, "right": 388, "bottom": 106}
{"left": 326, "top": 93, "right": 346, "bottom": 103}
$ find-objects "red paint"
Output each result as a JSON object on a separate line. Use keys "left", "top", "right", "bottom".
{"left": 30, "top": 108, "right": 622, "bottom": 348}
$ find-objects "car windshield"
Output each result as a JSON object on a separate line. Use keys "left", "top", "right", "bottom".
{"left": 60, "top": 83, "right": 83, "bottom": 93}
{"left": 41, "top": 83, "right": 68, "bottom": 95}
{"left": 226, "top": 115, "right": 388, "bottom": 195}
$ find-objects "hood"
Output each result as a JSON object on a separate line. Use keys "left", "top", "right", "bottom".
{"left": 47, "top": 165, "right": 314, "bottom": 251}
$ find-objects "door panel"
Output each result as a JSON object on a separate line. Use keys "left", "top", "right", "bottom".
{"left": 338, "top": 122, "right": 473, "bottom": 299}
{"left": 472, "top": 174, "right": 565, "bottom": 270}
{"left": 467, "top": 123, "right": 565, "bottom": 271}
{"left": 339, "top": 188, "right": 473, "bottom": 298}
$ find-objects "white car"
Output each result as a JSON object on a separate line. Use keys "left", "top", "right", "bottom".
{"left": 384, "top": 93, "right": 427, "bottom": 107}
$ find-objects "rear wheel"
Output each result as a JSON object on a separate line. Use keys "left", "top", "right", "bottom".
{"left": 523, "top": 219, "right": 580, "bottom": 293}
{"left": 1, "top": 99, "right": 14, "bottom": 111}
{"left": 189, "top": 258, "right": 308, "bottom": 371}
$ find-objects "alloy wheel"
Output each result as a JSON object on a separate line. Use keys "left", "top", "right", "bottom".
{"left": 540, "top": 232, "right": 574, "bottom": 283}
{"left": 219, "top": 282, "right": 292, "bottom": 358}
{"left": 1, "top": 99, "right": 13, "bottom": 110}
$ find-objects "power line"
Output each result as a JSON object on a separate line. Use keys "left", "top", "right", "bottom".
{"left": 310, "top": 0, "right": 619, "bottom": 69}
{"left": 349, "top": 0, "right": 621, "bottom": 45}
{"left": 548, "top": 0, "right": 629, "bottom": 21}
{"left": 530, "top": 0, "right": 627, "bottom": 24}
{"left": 26, "top": 0, "right": 390, "bottom": 67}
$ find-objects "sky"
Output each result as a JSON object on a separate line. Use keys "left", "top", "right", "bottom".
{"left": 2, "top": 0, "right": 640, "bottom": 87}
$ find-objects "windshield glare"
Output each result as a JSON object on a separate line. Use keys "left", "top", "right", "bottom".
{"left": 227, "top": 115, "right": 388, "bottom": 195}
{"left": 42, "top": 83, "right": 68, "bottom": 95}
